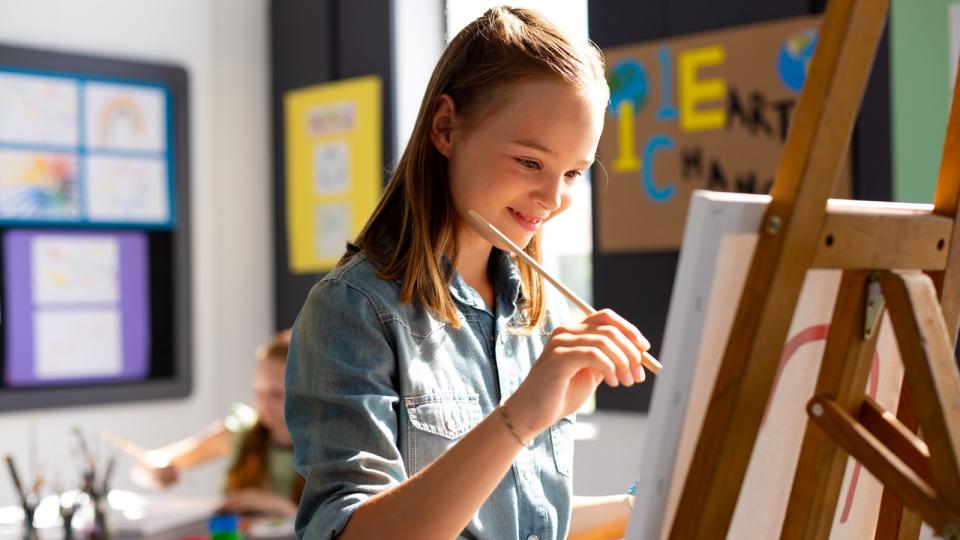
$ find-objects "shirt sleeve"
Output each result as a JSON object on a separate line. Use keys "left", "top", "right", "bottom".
{"left": 285, "top": 278, "right": 405, "bottom": 539}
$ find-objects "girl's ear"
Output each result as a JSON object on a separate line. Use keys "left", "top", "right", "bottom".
{"left": 430, "top": 94, "right": 458, "bottom": 157}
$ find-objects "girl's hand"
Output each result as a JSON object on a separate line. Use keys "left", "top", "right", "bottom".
{"left": 220, "top": 488, "right": 298, "bottom": 517}
{"left": 130, "top": 455, "right": 180, "bottom": 489}
{"left": 504, "top": 309, "right": 651, "bottom": 438}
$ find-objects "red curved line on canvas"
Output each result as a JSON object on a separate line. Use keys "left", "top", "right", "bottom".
{"left": 760, "top": 323, "right": 882, "bottom": 525}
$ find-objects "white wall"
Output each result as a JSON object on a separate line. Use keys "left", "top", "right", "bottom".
{"left": 0, "top": 0, "right": 272, "bottom": 506}
{"left": 391, "top": 0, "right": 444, "bottom": 161}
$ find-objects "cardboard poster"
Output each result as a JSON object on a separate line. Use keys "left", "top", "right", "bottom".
{"left": 284, "top": 76, "right": 382, "bottom": 273}
{"left": 597, "top": 16, "right": 851, "bottom": 253}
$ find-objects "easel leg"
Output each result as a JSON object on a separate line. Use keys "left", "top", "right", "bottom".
{"left": 782, "top": 270, "right": 881, "bottom": 540}
{"left": 880, "top": 271, "right": 960, "bottom": 520}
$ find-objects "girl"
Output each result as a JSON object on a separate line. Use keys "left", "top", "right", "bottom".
{"left": 138, "top": 330, "right": 304, "bottom": 517}
{"left": 286, "top": 6, "right": 649, "bottom": 539}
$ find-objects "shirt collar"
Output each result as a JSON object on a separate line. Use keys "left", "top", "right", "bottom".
{"left": 445, "top": 248, "right": 523, "bottom": 315}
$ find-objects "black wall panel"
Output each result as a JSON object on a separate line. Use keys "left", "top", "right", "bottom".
{"left": 271, "top": 0, "right": 394, "bottom": 330}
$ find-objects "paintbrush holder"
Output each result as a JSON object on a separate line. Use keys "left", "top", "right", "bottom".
{"left": 20, "top": 499, "right": 37, "bottom": 540}
{"left": 59, "top": 500, "right": 78, "bottom": 539}
{"left": 86, "top": 492, "right": 111, "bottom": 540}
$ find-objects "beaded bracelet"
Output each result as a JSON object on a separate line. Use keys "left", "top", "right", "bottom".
{"left": 498, "top": 406, "right": 533, "bottom": 449}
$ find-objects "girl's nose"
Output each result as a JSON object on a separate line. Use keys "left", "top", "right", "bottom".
{"left": 533, "top": 177, "right": 565, "bottom": 211}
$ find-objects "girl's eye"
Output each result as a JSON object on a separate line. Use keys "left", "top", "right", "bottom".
{"left": 517, "top": 158, "right": 541, "bottom": 171}
{"left": 564, "top": 170, "right": 583, "bottom": 182}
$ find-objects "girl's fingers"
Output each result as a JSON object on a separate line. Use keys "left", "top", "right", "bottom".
{"left": 584, "top": 309, "right": 652, "bottom": 352}
{"left": 549, "top": 324, "right": 647, "bottom": 386}
{"left": 567, "top": 334, "right": 634, "bottom": 386}
{"left": 584, "top": 309, "right": 662, "bottom": 374}
{"left": 562, "top": 345, "right": 619, "bottom": 387}
{"left": 590, "top": 325, "right": 642, "bottom": 386}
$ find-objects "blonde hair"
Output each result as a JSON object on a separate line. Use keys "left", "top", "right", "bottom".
{"left": 225, "top": 329, "right": 303, "bottom": 501}
{"left": 342, "top": 6, "right": 608, "bottom": 330}
{"left": 255, "top": 328, "right": 291, "bottom": 363}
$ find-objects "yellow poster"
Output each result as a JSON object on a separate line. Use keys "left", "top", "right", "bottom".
{"left": 284, "top": 76, "right": 382, "bottom": 273}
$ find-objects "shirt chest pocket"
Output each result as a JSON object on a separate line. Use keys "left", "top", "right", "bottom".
{"left": 404, "top": 393, "right": 483, "bottom": 473}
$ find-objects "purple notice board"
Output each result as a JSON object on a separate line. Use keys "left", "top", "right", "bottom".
{"left": 4, "top": 229, "right": 150, "bottom": 386}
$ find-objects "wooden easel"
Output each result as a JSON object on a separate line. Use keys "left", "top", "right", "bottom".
{"left": 667, "top": 0, "right": 960, "bottom": 538}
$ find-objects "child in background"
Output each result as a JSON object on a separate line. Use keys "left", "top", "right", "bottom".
{"left": 287, "top": 6, "right": 648, "bottom": 539}
{"left": 136, "top": 330, "right": 303, "bottom": 517}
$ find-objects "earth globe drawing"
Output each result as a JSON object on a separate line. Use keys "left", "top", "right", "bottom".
{"left": 607, "top": 59, "right": 649, "bottom": 116}
{"left": 778, "top": 29, "right": 818, "bottom": 93}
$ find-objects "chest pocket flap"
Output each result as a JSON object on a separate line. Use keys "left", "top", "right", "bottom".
{"left": 405, "top": 393, "right": 483, "bottom": 440}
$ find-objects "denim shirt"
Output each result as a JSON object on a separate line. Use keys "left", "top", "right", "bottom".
{"left": 286, "top": 248, "right": 574, "bottom": 539}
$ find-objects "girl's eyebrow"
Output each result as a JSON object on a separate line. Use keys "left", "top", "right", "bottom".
{"left": 510, "top": 139, "right": 554, "bottom": 155}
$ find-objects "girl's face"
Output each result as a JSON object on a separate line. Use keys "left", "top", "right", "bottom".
{"left": 434, "top": 78, "right": 606, "bottom": 252}
{"left": 253, "top": 358, "right": 292, "bottom": 444}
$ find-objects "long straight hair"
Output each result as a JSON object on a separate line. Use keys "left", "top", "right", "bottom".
{"left": 342, "top": 6, "right": 607, "bottom": 330}
{"left": 225, "top": 330, "right": 305, "bottom": 503}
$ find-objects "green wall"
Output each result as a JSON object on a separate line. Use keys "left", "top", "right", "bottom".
{"left": 890, "top": 0, "right": 956, "bottom": 202}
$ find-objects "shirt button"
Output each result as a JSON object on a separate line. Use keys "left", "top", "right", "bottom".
{"left": 445, "top": 418, "right": 456, "bottom": 431}
{"left": 526, "top": 535, "right": 539, "bottom": 540}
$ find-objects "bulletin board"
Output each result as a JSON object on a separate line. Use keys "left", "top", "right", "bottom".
{"left": 0, "top": 43, "right": 191, "bottom": 411}
{"left": 596, "top": 15, "right": 852, "bottom": 253}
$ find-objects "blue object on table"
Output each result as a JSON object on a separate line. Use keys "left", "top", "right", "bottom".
{"left": 209, "top": 514, "right": 240, "bottom": 533}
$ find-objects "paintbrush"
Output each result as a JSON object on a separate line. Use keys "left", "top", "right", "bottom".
{"left": 4, "top": 455, "right": 28, "bottom": 508}
{"left": 467, "top": 209, "right": 662, "bottom": 374}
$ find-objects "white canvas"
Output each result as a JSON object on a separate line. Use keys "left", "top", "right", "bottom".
{"left": 626, "top": 191, "right": 915, "bottom": 539}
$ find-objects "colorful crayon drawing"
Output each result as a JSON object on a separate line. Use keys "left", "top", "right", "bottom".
{"left": 0, "top": 149, "right": 80, "bottom": 220}
{"left": 32, "top": 235, "right": 120, "bottom": 305}
{"left": 84, "top": 81, "right": 166, "bottom": 153}
{"left": 0, "top": 71, "right": 79, "bottom": 146}
{"left": 84, "top": 155, "right": 169, "bottom": 223}
{"left": 34, "top": 308, "right": 123, "bottom": 379}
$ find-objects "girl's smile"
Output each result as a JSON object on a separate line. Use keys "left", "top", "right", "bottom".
{"left": 508, "top": 207, "right": 546, "bottom": 231}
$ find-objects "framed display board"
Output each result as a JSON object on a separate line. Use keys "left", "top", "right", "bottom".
{"left": 0, "top": 43, "right": 191, "bottom": 411}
